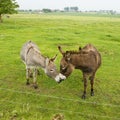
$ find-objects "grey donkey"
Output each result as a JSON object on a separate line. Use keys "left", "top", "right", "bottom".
{"left": 20, "top": 41, "right": 66, "bottom": 88}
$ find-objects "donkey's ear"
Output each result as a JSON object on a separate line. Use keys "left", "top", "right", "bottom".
{"left": 50, "top": 54, "right": 57, "bottom": 62}
{"left": 79, "top": 46, "right": 82, "bottom": 51}
{"left": 45, "top": 58, "right": 50, "bottom": 66}
{"left": 58, "top": 46, "right": 65, "bottom": 55}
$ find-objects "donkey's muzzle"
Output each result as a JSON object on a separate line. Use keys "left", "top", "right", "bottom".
{"left": 55, "top": 73, "right": 66, "bottom": 83}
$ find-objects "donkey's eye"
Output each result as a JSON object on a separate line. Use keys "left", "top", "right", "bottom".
{"left": 50, "top": 69, "right": 54, "bottom": 72}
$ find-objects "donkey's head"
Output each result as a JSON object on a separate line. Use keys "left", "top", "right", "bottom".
{"left": 45, "top": 54, "right": 66, "bottom": 83}
{"left": 58, "top": 46, "right": 74, "bottom": 78}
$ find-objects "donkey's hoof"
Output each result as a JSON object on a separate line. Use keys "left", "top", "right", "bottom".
{"left": 26, "top": 82, "right": 30, "bottom": 85}
{"left": 30, "top": 75, "right": 33, "bottom": 78}
{"left": 91, "top": 92, "right": 94, "bottom": 96}
{"left": 82, "top": 94, "right": 86, "bottom": 99}
{"left": 37, "top": 70, "right": 40, "bottom": 75}
{"left": 33, "top": 85, "right": 38, "bottom": 89}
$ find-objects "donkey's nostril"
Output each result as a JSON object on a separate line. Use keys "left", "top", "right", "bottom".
{"left": 57, "top": 80, "right": 62, "bottom": 84}
{"left": 58, "top": 79, "right": 64, "bottom": 83}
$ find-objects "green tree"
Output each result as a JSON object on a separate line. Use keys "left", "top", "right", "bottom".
{"left": 0, "top": 0, "right": 19, "bottom": 22}
{"left": 70, "top": 7, "right": 79, "bottom": 12}
{"left": 42, "top": 8, "right": 52, "bottom": 13}
{"left": 64, "top": 7, "right": 69, "bottom": 12}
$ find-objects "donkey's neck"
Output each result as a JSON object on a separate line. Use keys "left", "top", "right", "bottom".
{"left": 30, "top": 47, "right": 47, "bottom": 69}
{"left": 69, "top": 54, "right": 83, "bottom": 67}
{"left": 37, "top": 54, "right": 47, "bottom": 69}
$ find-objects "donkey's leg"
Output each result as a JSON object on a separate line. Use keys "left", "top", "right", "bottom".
{"left": 89, "top": 72, "right": 95, "bottom": 96}
{"left": 29, "top": 69, "right": 33, "bottom": 78}
{"left": 26, "top": 67, "right": 30, "bottom": 85}
{"left": 33, "top": 68, "right": 38, "bottom": 89}
{"left": 37, "top": 69, "right": 40, "bottom": 75}
{"left": 82, "top": 73, "right": 88, "bottom": 99}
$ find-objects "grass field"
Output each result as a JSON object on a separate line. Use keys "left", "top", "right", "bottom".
{"left": 0, "top": 13, "right": 120, "bottom": 120}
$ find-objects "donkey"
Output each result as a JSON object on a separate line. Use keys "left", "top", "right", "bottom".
{"left": 58, "top": 44, "right": 101, "bottom": 99}
{"left": 20, "top": 41, "right": 66, "bottom": 88}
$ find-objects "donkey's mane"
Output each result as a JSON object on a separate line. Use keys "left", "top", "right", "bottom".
{"left": 65, "top": 50, "right": 81, "bottom": 54}
{"left": 26, "top": 44, "right": 41, "bottom": 56}
{"left": 33, "top": 47, "right": 41, "bottom": 54}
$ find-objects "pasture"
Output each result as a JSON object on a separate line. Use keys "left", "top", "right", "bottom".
{"left": 0, "top": 13, "right": 120, "bottom": 120}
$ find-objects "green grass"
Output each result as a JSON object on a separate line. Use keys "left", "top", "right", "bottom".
{"left": 0, "top": 13, "right": 120, "bottom": 120}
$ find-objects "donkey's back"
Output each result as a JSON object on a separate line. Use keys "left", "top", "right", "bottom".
{"left": 20, "top": 41, "right": 40, "bottom": 63}
{"left": 81, "top": 44, "right": 101, "bottom": 69}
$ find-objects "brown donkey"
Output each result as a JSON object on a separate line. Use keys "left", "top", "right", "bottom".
{"left": 58, "top": 44, "right": 101, "bottom": 99}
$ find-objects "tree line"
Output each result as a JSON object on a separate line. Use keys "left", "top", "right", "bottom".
{"left": 0, "top": 0, "right": 119, "bottom": 23}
